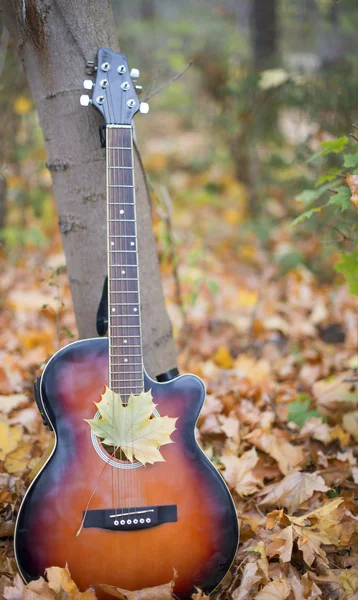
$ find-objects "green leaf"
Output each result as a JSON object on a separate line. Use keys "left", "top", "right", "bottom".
{"left": 316, "top": 168, "right": 342, "bottom": 186}
{"left": 296, "top": 180, "right": 340, "bottom": 205}
{"left": 334, "top": 250, "right": 358, "bottom": 296}
{"left": 290, "top": 207, "right": 323, "bottom": 227}
{"left": 327, "top": 186, "right": 352, "bottom": 212}
{"left": 343, "top": 152, "right": 358, "bottom": 168}
{"left": 288, "top": 396, "right": 322, "bottom": 428}
{"left": 307, "top": 136, "right": 349, "bottom": 163}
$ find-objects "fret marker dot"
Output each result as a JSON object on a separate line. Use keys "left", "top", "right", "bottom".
{"left": 111, "top": 242, "right": 114, "bottom": 246}
{"left": 112, "top": 308, "right": 115, "bottom": 312}
{"left": 134, "top": 308, "right": 137, "bottom": 312}
{"left": 131, "top": 241, "right": 135, "bottom": 246}
{"left": 124, "top": 358, "right": 128, "bottom": 363}
{"left": 122, "top": 270, "right": 125, "bottom": 275}
{"left": 120, "top": 209, "right": 124, "bottom": 214}
{"left": 124, "top": 339, "right": 127, "bottom": 344}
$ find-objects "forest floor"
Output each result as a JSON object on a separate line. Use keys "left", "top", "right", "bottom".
{"left": 0, "top": 111, "right": 358, "bottom": 600}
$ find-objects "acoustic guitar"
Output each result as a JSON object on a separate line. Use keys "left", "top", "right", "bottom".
{"left": 14, "top": 49, "right": 239, "bottom": 599}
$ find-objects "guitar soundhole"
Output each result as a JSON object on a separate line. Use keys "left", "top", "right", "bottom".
{"left": 101, "top": 443, "right": 141, "bottom": 465}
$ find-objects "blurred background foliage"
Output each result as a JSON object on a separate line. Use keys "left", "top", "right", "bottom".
{"left": 1, "top": 0, "right": 358, "bottom": 296}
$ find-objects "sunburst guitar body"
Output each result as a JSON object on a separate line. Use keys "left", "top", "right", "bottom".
{"left": 14, "top": 48, "right": 239, "bottom": 598}
{"left": 15, "top": 338, "right": 238, "bottom": 598}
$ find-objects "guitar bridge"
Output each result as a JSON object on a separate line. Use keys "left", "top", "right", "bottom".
{"left": 83, "top": 505, "right": 177, "bottom": 531}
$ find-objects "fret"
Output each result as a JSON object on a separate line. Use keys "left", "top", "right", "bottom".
{"left": 108, "top": 202, "right": 135, "bottom": 206}
{"left": 108, "top": 146, "right": 132, "bottom": 150}
{"left": 110, "top": 344, "right": 142, "bottom": 347}
{"left": 109, "top": 235, "right": 136, "bottom": 238}
{"left": 108, "top": 166, "right": 134, "bottom": 170}
{"left": 108, "top": 219, "right": 136, "bottom": 222}
{"left": 111, "top": 354, "right": 143, "bottom": 358}
{"left": 109, "top": 277, "right": 138, "bottom": 280}
{"left": 110, "top": 303, "right": 139, "bottom": 307}
{"left": 108, "top": 184, "right": 134, "bottom": 188}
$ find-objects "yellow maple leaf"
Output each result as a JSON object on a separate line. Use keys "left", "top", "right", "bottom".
{"left": 86, "top": 387, "right": 177, "bottom": 465}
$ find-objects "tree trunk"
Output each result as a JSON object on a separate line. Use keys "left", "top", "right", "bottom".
{"left": 0, "top": 0, "right": 177, "bottom": 378}
{"left": 251, "top": 0, "right": 279, "bottom": 70}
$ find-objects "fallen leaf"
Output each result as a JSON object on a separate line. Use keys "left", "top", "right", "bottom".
{"left": 339, "top": 568, "right": 358, "bottom": 599}
{"left": 342, "top": 411, "right": 358, "bottom": 442}
{"left": 98, "top": 570, "right": 177, "bottom": 600}
{"left": 219, "top": 411, "right": 240, "bottom": 443}
{"left": 313, "top": 374, "right": 358, "bottom": 418}
{"left": 0, "top": 394, "right": 28, "bottom": 415}
{"left": 258, "top": 471, "right": 329, "bottom": 513}
{"left": 254, "top": 578, "right": 291, "bottom": 600}
{"left": 266, "top": 526, "right": 293, "bottom": 563}
{"left": 5, "top": 441, "right": 34, "bottom": 475}
{"left": 0, "top": 418, "right": 22, "bottom": 460}
{"left": 213, "top": 346, "right": 233, "bottom": 369}
{"left": 221, "top": 447, "right": 263, "bottom": 496}
{"left": 232, "top": 561, "right": 262, "bottom": 600}
{"left": 3, "top": 574, "right": 54, "bottom": 600}
{"left": 245, "top": 429, "right": 304, "bottom": 475}
{"left": 86, "top": 388, "right": 177, "bottom": 465}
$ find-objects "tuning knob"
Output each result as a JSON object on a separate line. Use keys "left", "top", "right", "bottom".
{"left": 83, "top": 80, "right": 94, "bottom": 90}
{"left": 135, "top": 85, "right": 143, "bottom": 94}
{"left": 80, "top": 94, "right": 91, "bottom": 106}
{"left": 85, "top": 60, "right": 97, "bottom": 75}
{"left": 130, "top": 68, "right": 140, "bottom": 80}
{"left": 139, "top": 102, "right": 149, "bottom": 114}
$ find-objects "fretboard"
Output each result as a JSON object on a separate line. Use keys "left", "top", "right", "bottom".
{"left": 107, "top": 125, "right": 143, "bottom": 399}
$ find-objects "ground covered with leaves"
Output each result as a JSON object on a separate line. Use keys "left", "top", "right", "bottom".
{"left": 1, "top": 106, "right": 358, "bottom": 599}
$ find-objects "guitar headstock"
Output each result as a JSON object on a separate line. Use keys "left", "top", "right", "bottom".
{"left": 80, "top": 48, "right": 149, "bottom": 125}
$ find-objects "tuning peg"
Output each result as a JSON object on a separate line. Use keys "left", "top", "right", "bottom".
{"left": 83, "top": 80, "right": 94, "bottom": 90}
{"left": 85, "top": 60, "right": 97, "bottom": 75}
{"left": 139, "top": 102, "right": 149, "bottom": 114}
{"left": 130, "top": 68, "right": 140, "bottom": 80}
{"left": 80, "top": 94, "right": 92, "bottom": 107}
{"left": 135, "top": 85, "right": 143, "bottom": 95}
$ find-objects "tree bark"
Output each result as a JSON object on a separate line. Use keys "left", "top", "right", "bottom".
{"left": 0, "top": 0, "right": 177, "bottom": 378}
{"left": 251, "top": 0, "right": 279, "bottom": 70}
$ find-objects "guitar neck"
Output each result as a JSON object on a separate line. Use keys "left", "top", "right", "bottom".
{"left": 106, "top": 125, "right": 143, "bottom": 398}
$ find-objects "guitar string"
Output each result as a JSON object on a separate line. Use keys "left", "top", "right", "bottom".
{"left": 107, "top": 90, "right": 122, "bottom": 519}
{"left": 104, "top": 93, "right": 118, "bottom": 519}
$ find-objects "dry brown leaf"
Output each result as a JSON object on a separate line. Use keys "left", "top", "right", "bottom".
{"left": 0, "top": 394, "right": 28, "bottom": 415}
{"left": 218, "top": 411, "right": 240, "bottom": 443}
{"left": 288, "top": 498, "right": 349, "bottom": 566}
{"left": 346, "top": 174, "right": 358, "bottom": 209}
{"left": 221, "top": 447, "right": 263, "bottom": 496}
{"left": 254, "top": 578, "right": 291, "bottom": 600}
{"left": 258, "top": 471, "right": 329, "bottom": 513}
{"left": 3, "top": 574, "right": 54, "bottom": 600}
{"left": 232, "top": 561, "right": 262, "bottom": 600}
{"left": 313, "top": 374, "right": 358, "bottom": 418}
{"left": 0, "top": 418, "right": 22, "bottom": 461}
{"left": 339, "top": 568, "right": 358, "bottom": 599}
{"left": 245, "top": 429, "right": 304, "bottom": 475}
{"left": 98, "top": 571, "right": 177, "bottom": 600}
{"left": 46, "top": 566, "right": 78, "bottom": 595}
{"left": 342, "top": 411, "right": 358, "bottom": 442}
{"left": 213, "top": 346, "right": 233, "bottom": 368}
{"left": 299, "top": 417, "right": 332, "bottom": 444}
{"left": 5, "top": 441, "right": 34, "bottom": 475}
{"left": 266, "top": 526, "right": 293, "bottom": 563}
